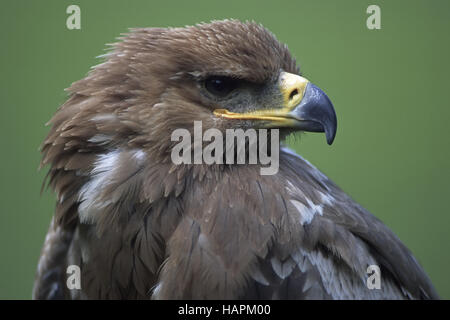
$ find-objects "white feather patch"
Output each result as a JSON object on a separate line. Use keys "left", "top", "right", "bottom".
{"left": 283, "top": 147, "right": 336, "bottom": 225}
{"left": 90, "top": 113, "right": 117, "bottom": 122}
{"left": 270, "top": 256, "right": 296, "bottom": 280}
{"left": 88, "top": 134, "right": 113, "bottom": 144}
{"left": 78, "top": 150, "right": 121, "bottom": 223}
{"left": 152, "top": 282, "right": 164, "bottom": 299}
{"left": 286, "top": 181, "right": 325, "bottom": 225}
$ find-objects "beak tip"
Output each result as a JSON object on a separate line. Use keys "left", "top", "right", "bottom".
{"left": 325, "top": 117, "right": 337, "bottom": 145}
{"left": 326, "top": 132, "right": 336, "bottom": 145}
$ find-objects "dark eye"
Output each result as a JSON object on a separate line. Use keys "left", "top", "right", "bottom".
{"left": 204, "top": 76, "right": 238, "bottom": 97}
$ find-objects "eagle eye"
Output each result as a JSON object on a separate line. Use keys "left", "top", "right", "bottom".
{"left": 204, "top": 76, "right": 238, "bottom": 98}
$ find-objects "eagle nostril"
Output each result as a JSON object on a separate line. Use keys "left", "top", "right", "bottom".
{"left": 289, "top": 88, "right": 299, "bottom": 101}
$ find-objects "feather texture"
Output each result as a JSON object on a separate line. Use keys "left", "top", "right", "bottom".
{"left": 33, "top": 20, "right": 438, "bottom": 300}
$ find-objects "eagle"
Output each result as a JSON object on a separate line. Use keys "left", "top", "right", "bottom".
{"left": 33, "top": 20, "right": 438, "bottom": 299}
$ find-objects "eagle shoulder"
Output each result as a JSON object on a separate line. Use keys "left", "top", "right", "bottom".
{"left": 243, "top": 147, "right": 439, "bottom": 299}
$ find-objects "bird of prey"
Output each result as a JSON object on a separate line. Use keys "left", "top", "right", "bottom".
{"left": 33, "top": 20, "right": 438, "bottom": 300}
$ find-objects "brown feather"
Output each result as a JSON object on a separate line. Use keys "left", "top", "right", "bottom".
{"left": 34, "top": 20, "right": 438, "bottom": 300}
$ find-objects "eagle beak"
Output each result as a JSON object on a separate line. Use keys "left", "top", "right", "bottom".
{"left": 283, "top": 73, "right": 337, "bottom": 145}
{"left": 213, "top": 72, "right": 337, "bottom": 145}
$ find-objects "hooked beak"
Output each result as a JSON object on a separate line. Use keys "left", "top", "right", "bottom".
{"left": 213, "top": 72, "right": 337, "bottom": 145}
{"left": 288, "top": 81, "right": 337, "bottom": 145}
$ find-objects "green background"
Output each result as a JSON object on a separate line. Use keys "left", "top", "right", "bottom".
{"left": 1, "top": 0, "right": 449, "bottom": 299}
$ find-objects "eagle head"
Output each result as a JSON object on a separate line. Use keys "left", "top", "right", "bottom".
{"left": 51, "top": 20, "right": 336, "bottom": 165}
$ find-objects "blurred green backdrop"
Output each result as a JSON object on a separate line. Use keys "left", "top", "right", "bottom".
{"left": 1, "top": 0, "right": 449, "bottom": 299}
